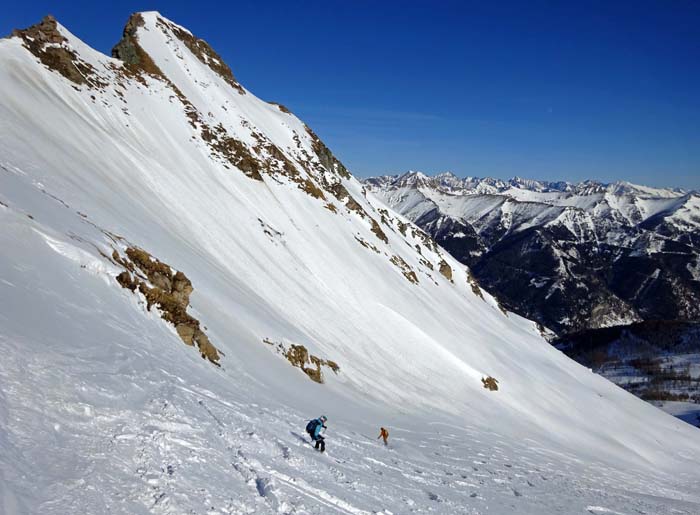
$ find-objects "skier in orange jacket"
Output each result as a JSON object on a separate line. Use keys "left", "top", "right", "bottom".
{"left": 377, "top": 427, "right": 389, "bottom": 445}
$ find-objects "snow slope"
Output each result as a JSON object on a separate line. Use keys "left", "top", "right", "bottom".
{"left": 1, "top": 13, "right": 700, "bottom": 514}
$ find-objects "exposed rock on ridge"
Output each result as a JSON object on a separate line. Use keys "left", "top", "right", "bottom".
{"left": 114, "top": 247, "right": 221, "bottom": 365}
{"left": 263, "top": 338, "right": 339, "bottom": 383}
{"left": 156, "top": 16, "right": 246, "bottom": 94}
{"left": 11, "top": 15, "right": 104, "bottom": 87}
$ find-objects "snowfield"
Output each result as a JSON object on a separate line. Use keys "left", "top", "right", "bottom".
{"left": 1, "top": 12, "right": 700, "bottom": 514}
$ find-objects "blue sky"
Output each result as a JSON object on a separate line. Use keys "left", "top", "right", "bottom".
{"left": 3, "top": 1, "right": 699, "bottom": 189}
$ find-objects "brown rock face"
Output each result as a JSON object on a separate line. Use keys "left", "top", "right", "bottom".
{"left": 285, "top": 344, "right": 322, "bottom": 383}
{"left": 11, "top": 15, "right": 103, "bottom": 87}
{"left": 390, "top": 255, "right": 419, "bottom": 285}
{"left": 112, "top": 13, "right": 168, "bottom": 82}
{"left": 370, "top": 219, "right": 389, "bottom": 244}
{"left": 201, "top": 124, "right": 264, "bottom": 181}
{"left": 176, "top": 324, "right": 196, "bottom": 345}
{"left": 156, "top": 17, "right": 246, "bottom": 95}
{"left": 438, "top": 259, "right": 453, "bottom": 282}
{"left": 172, "top": 271, "right": 194, "bottom": 306}
{"left": 269, "top": 102, "right": 291, "bottom": 114}
{"left": 111, "top": 14, "right": 145, "bottom": 65}
{"left": 111, "top": 16, "right": 273, "bottom": 185}
{"left": 305, "top": 126, "right": 351, "bottom": 180}
{"left": 263, "top": 339, "right": 339, "bottom": 384}
{"left": 11, "top": 15, "right": 64, "bottom": 43}
{"left": 467, "top": 271, "right": 484, "bottom": 299}
{"left": 113, "top": 247, "right": 220, "bottom": 365}
{"left": 482, "top": 376, "right": 499, "bottom": 391}
{"left": 302, "top": 126, "right": 350, "bottom": 178}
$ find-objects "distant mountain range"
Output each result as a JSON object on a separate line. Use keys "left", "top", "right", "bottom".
{"left": 366, "top": 172, "right": 700, "bottom": 420}
{"left": 365, "top": 171, "right": 700, "bottom": 336}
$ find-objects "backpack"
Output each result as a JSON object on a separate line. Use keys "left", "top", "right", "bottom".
{"left": 306, "top": 419, "right": 319, "bottom": 435}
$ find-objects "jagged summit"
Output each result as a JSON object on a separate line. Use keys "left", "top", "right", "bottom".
{"left": 111, "top": 12, "right": 245, "bottom": 94}
{"left": 373, "top": 171, "right": 691, "bottom": 198}
{"left": 7, "top": 14, "right": 106, "bottom": 87}
{"left": 6, "top": 11, "right": 357, "bottom": 197}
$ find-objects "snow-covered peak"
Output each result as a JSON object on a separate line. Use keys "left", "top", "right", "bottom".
{"left": 393, "top": 170, "right": 430, "bottom": 185}
{"left": 140, "top": 10, "right": 192, "bottom": 36}
{"left": 434, "top": 171, "right": 457, "bottom": 179}
{"left": 367, "top": 171, "right": 697, "bottom": 230}
{"left": 367, "top": 169, "right": 700, "bottom": 342}
{"left": 506, "top": 176, "right": 573, "bottom": 193}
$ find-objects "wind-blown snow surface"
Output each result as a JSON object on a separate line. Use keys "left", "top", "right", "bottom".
{"left": 1, "top": 12, "right": 699, "bottom": 514}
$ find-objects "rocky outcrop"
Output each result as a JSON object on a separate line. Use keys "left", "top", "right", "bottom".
{"left": 370, "top": 219, "right": 388, "bottom": 244}
{"left": 438, "top": 259, "right": 453, "bottom": 282}
{"left": 482, "top": 376, "right": 499, "bottom": 391}
{"left": 269, "top": 102, "right": 291, "bottom": 114}
{"left": 305, "top": 126, "right": 351, "bottom": 180}
{"left": 113, "top": 247, "right": 220, "bottom": 365}
{"left": 156, "top": 16, "right": 246, "bottom": 94}
{"left": 112, "top": 15, "right": 266, "bottom": 182}
{"left": 112, "top": 14, "right": 151, "bottom": 70}
{"left": 263, "top": 338, "right": 339, "bottom": 383}
{"left": 355, "top": 236, "right": 380, "bottom": 254}
{"left": 11, "top": 15, "right": 105, "bottom": 88}
{"left": 390, "top": 255, "right": 418, "bottom": 284}
{"left": 201, "top": 123, "right": 264, "bottom": 181}
{"left": 467, "top": 270, "right": 484, "bottom": 299}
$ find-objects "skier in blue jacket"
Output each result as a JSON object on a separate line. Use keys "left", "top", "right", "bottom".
{"left": 306, "top": 415, "right": 328, "bottom": 452}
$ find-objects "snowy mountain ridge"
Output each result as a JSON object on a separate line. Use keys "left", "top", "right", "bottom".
{"left": 1, "top": 13, "right": 700, "bottom": 514}
{"left": 366, "top": 171, "right": 700, "bottom": 335}
{"left": 370, "top": 170, "right": 691, "bottom": 198}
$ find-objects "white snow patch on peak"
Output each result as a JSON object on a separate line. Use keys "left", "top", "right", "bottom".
{"left": 611, "top": 179, "right": 687, "bottom": 198}
{"left": 140, "top": 10, "right": 193, "bottom": 35}
{"left": 139, "top": 10, "right": 165, "bottom": 19}
{"left": 401, "top": 170, "right": 430, "bottom": 181}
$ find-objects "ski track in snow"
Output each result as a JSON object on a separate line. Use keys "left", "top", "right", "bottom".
{"left": 2, "top": 349, "right": 697, "bottom": 515}
{"left": 1, "top": 153, "right": 698, "bottom": 512}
